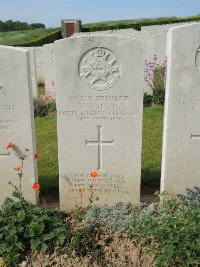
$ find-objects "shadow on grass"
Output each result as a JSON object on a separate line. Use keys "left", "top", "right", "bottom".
{"left": 39, "top": 175, "right": 59, "bottom": 208}
{"left": 141, "top": 169, "right": 160, "bottom": 187}
{"left": 141, "top": 169, "right": 161, "bottom": 204}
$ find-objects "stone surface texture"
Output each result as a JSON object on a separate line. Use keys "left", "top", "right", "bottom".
{"left": 55, "top": 35, "right": 145, "bottom": 210}
{"left": 24, "top": 47, "right": 38, "bottom": 98}
{"left": 43, "top": 43, "right": 56, "bottom": 99}
{"left": 33, "top": 46, "right": 44, "bottom": 84}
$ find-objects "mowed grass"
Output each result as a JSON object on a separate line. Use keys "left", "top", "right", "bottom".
{"left": 35, "top": 116, "right": 58, "bottom": 193}
{"left": 142, "top": 106, "right": 164, "bottom": 186}
{"left": 38, "top": 86, "right": 45, "bottom": 95}
{"left": 0, "top": 28, "right": 57, "bottom": 45}
{"left": 35, "top": 106, "right": 164, "bottom": 193}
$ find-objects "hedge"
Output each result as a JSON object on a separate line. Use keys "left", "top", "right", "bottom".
{"left": 82, "top": 16, "right": 200, "bottom": 32}
{"left": 6, "top": 15, "right": 200, "bottom": 47}
{"left": 10, "top": 29, "right": 61, "bottom": 47}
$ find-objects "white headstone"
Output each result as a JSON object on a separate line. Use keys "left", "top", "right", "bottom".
{"left": 161, "top": 23, "right": 200, "bottom": 197}
{"left": 55, "top": 35, "right": 145, "bottom": 210}
{"left": 33, "top": 47, "right": 44, "bottom": 85}
{"left": 24, "top": 47, "right": 38, "bottom": 98}
{"left": 141, "top": 23, "right": 192, "bottom": 63}
{"left": 0, "top": 46, "right": 39, "bottom": 205}
{"left": 43, "top": 43, "right": 56, "bottom": 99}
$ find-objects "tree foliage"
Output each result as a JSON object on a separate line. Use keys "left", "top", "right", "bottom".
{"left": 0, "top": 20, "right": 45, "bottom": 32}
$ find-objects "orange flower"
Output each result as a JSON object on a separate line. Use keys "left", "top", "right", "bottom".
{"left": 14, "top": 165, "right": 23, "bottom": 171}
{"left": 90, "top": 171, "right": 100, "bottom": 179}
{"left": 32, "top": 182, "right": 40, "bottom": 191}
{"left": 6, "top": 142, "right": 14, "bottom": 149}
{"left": 34, "top": 153, "right": 38, "bottom": 160}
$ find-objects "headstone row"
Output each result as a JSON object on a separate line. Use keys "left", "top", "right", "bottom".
{"left": 0, "top": 23, "right": 200, "bottom": 210}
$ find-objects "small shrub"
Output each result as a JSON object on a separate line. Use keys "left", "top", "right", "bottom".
{"left": 72, "top": 227, "right": 106, "bottom": 266}
{"left": 46, "top": 99, "right": 56, "bottom": 114}
{"left": 177, "top": 186, "right": 200, "bottom": 204}
{"left": 84, "top": 202, "right": 145, "bottom": 233}
{"left": 0, "top": 196, "right": 71, "bottom": 267}
{"left": 143, "top": 92, "right": 153, "bottom": 107}
{"left": 129, "top": 193, "right": 200, "bottom": 267}
{"left": 33, "top": 97, "right": 56, "bottom": 117}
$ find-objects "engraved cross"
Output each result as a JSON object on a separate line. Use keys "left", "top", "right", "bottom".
{"left": 85, "top": 125, "right": 114, "bottom": 170}
{"left": 191, "top": 134, "right": 200, "bottom": 140}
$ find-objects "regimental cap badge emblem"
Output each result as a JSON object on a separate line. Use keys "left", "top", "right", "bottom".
{"left": 79, "top": 47, "right": 121, "bottom": 91}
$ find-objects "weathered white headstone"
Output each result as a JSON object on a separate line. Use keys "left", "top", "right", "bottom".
{"left": 24, "top": 47, "right": 38, "bottom": 98}
{"left": 43, "top": 43, "right": 56, "bottom": 99}
{"left": 55, "top": 35, "right": 145, "bottom": 210}
{"left": 141, "top": 22, "right": 192, "bottom": 64}
{"left": 161, "top": 23, "right": 200, "bottom": 197}
{"left": 33, "top": 47, "right": 44, "bottom": 84}
{"left": 0, "top": 46, "right": 39, "bottom": 205}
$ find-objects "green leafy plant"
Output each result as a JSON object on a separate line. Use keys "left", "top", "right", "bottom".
{"left": 0, "top": 143, "right": 107, "bottom": 267}
{"left": 72, "top": 227, "right": 106, "bottom": 266}
{"left": 143, "top": 92, "right": 153, "bottom": 107}
{"left": 177, "top": 186, "right": 200, "bottom": 204}
{"left": 0, "top": 143, "right": 71, "bottom": 267}
{"left": 0, "top": 196, "right": 71, "bottom": 267}
{"left": 129, "top": 193, "right": 200, "bottom": 267}
{"left": 73, "top": 206, "right": 85, "bottom": 222}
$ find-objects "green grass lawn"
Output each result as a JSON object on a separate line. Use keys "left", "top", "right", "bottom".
{"left": 0, "top": 28, "right": 57, "bottom": 45}
{"left": 35, "top": 116, "right": 58, "bottom": 193}
{"left": 142, "top": 106, "right": 164, "bottom": 186}
{"left": 35, "top": 106, "right": 164, "bottom": 194}
{"left": 38, "top": 86, "right": 45, "bottom": 95}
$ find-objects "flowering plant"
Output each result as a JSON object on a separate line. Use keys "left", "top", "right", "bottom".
{"left": 5, "top": 142, "right": 39, "bottom": 199}
{"left": 144, "top": 55, "right": 167, "bottom": 105}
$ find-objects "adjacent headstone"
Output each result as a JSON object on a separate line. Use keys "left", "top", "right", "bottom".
{"left": 0, "top": 46, "right": 39, "bottom": 205}
{"left": 24, "top": 47, "right": 38, "bottom": 98}
{"left": 61, "top": 19, "right": 81, "bottom": 38}
{"left": 43, "top": 43, "right": 56, "bottom": 99}
{"left": 55, "top": 35, "right": 145, "bottom": 210}
{"left": 141, "top": 22, "right": 193, "bottom": 63}
{"left": 161, "top": 23, "right": 200, "bottom": 197}
{"left": 33, "top": 47, "right": 45, "bottom": 85}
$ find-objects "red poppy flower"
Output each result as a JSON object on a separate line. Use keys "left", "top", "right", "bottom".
{"left": 32, "top": 182, "right": 40, "bottom": 191}
{"left": 34, "top": 153, "right": 38, "bottom": 160}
